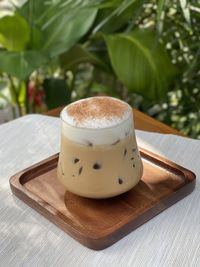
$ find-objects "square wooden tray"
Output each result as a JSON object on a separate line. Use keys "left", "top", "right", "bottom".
{"left": 10, "top": 148, "right": 195, "bottom": 250}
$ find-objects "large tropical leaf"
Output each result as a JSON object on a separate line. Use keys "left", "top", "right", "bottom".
{"left": 17, "top": 0, "right": 47, "bottom": 26}
{"left": 0, "top": 50, "right": 48, "bottom": 80}
{"left": 105, "top": 30, "right": 176, "bottom": 100}
{"left": 41, "top": 8, "right": 97, "bottom": 58}
{"left": 93, "top": 0, "right": 142, "bottom": 34}
{"left": 18, "top": 1, "right": 98, "bottom": 58}
{"left": 0, "top": 14, "right": 30, "bottom": 51}
{"left": 18, "top": 0, "right": 101, "bottom": 24}
{"left": 60, "top": 44, "right": 109, "bottom": 72}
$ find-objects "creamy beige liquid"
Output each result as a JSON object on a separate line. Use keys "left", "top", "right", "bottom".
{"left": 58, "top": 133, "right": 143, "bottom": 198}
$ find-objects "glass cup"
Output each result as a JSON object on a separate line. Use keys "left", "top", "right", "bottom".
{"left": 57, "top": 96, "right": 143, "bottom": 199}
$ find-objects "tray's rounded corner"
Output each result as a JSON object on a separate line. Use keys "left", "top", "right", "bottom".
{"left": 9, "top": 172, "right": 23, "bottom": 190}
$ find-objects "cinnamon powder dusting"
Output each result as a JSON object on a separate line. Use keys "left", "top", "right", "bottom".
{"left": 66, "top": 97, "right": 129, "bottom": 125}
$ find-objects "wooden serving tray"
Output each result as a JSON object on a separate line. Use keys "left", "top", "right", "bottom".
{"left": 10, "top": 148, "right": 196, "bottom": 250}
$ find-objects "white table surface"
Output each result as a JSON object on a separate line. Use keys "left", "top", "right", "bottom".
{"left": 0, "top": 114, "right": 200, "bottom": 267}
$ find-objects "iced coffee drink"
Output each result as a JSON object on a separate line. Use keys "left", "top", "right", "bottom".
{"left": 57, "top": 96, "right": 143, "bottom": 199}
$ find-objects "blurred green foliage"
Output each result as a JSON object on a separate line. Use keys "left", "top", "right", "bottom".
{"left": 0, "top": 0, "right": 199, "bottom": 138}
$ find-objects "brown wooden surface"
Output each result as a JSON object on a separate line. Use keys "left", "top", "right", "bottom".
{"left": 45, "top": 106, "right": 185, "bottom": 136}
{"left": 10, "top": 148, "right": 195, "bottom": 250}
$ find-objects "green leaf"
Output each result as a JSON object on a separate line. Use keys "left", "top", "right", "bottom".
{"left": 18, "top": 1, "right": 97, "bottom": 57}
{"left": 90, "top": 82, "right": 111, "bottom": 94}
{"left": 179, "top": 0, "right": 191, "bottom": 25}
{"left": 0, "top": 51, "right": 48, "bottom": 80}
{"left": 29, "top": 27, "right": 43, "bottom": 50}
{"left": 0, "top": 14, "right": 30, "bottom": 51}
{"left": 18, "top": 0, "right": 97, "bottom": 26}
{"left": 42, "top": 8, "right": 97, "bottom": 58}
{"left": 43, "top": 78, "right": 71, "bottom": 109}
{"left": 60, "top": 44, "right": 108, "bottom": 72}
{"left": 157, "top": 0, "right": 166, "bottom": 34}
{"left": 93, "top": 0, "right": 139, "bottom": 34}
{"left": 17, "top": 0, "right": 47, "bottom": 26}
{"left": 18, "top": 81, "right": 26, "bottom": 105}
{"left": 105, "top": 30, "right": 176, "bottom": 100}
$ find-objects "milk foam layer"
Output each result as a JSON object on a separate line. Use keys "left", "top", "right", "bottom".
{"left": 61, "top": 97, "right": 134, "bottom": 145}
